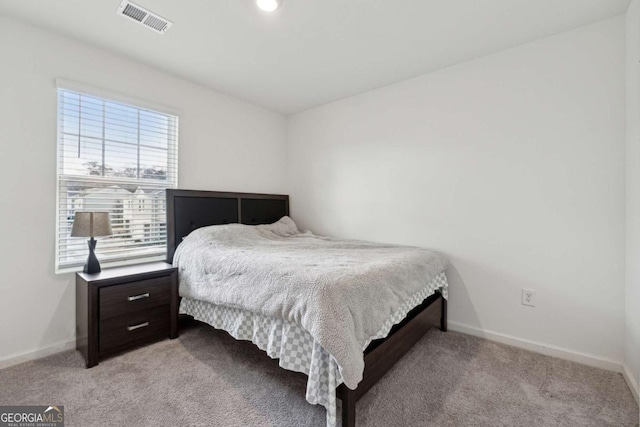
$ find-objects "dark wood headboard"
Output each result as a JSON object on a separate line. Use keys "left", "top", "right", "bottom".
{"left": 166, "top": 189, "right": 289, "bottom": 263}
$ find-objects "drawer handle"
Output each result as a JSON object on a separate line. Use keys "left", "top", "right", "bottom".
{"left": 127, "top": 322, "right": 149, "bottom": 332}
{"left": 128, "top": 293, "right": 150, "bottom": 302}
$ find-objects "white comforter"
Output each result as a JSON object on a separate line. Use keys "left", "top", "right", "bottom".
{"left": 173, "top": 217, "right": 448, "bottom": 389}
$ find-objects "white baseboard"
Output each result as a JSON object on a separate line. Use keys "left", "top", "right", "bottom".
{"left": 0, "top": 339, "right": 76, "bottom": 370}
{"left": 622, "top": 363, "right": 640, "bottom": 404}
{"left": 448, "top": 321, "right": 623, "bottom": 373}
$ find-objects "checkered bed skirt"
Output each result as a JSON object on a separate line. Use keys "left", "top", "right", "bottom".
{"left": 180, "top": 271, "right": 448, "bottom": 427}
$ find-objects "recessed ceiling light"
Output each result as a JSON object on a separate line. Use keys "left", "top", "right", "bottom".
{"left": 257, "top": 0, "right": 282, "bottom": 12}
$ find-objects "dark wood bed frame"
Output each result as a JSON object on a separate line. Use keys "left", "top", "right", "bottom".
{"left": 166, "top": 189, "right": 447, "bottom": 427}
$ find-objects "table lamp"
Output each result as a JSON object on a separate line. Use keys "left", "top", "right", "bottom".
{"left": 71, "top": 212, "right": 113, "bottom": 274}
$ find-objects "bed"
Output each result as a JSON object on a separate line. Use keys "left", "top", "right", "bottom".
{"left": 166, "top": 189, "right": 448, "bottom": 427}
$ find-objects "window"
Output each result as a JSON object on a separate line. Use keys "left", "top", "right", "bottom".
{"left": 56, "top": 84, "right": 178, "bottom": 272}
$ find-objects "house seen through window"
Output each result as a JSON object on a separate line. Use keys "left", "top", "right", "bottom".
{"left": 56, "top": 86, "right": 178, "bottom": 271}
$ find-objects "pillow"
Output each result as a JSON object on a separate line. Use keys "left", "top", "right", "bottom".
{"left": 258, "top": 216, "right": 299, "bottom": 237}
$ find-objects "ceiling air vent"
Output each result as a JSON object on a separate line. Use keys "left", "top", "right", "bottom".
{"left": 116, "top": 0, "right": 173, "bottom": 34}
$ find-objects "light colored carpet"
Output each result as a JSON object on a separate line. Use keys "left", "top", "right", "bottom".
{"left": 0, "top": 320, "right": 637, "bottom": 426}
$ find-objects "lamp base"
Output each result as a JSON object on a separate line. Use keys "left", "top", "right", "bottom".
{"left": 83, "top": 237, "right": 101, "bottom": 274}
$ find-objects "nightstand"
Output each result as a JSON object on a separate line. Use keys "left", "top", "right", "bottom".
{"left": 75, "top": 262, "right": 178, "bottom": 368}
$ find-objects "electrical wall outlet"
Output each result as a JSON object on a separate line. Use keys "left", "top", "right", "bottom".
{"left": 522, "top": 288, "right": 536, "bottom": 307}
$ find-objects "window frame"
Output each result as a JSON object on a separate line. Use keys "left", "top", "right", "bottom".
{"left": 55, "top": 80, "right": 179, "bottom": 274}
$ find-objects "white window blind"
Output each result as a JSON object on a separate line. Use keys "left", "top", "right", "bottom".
{"left": 56, "top": 87, "right": 178, "bottom": 272}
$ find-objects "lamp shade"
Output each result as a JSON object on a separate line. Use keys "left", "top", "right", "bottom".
{"left": 71, "top": 212, "right": 113, "bottom": 238}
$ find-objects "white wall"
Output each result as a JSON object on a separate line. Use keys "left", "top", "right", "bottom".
{"left": 0, "top": 16, "right": 287, "bottom": 364}
{"left": 625, "top": 0, "right": 640, "bottom": 399}
{"left": 288, "top": 17, "right": 626, "bottom": 365}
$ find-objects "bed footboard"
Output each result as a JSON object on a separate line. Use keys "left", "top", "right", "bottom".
{"left": 337, "top": 291, "right": 446, "bottom": 427}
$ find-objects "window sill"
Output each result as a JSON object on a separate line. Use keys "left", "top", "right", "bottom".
{"left": 55, "top": 255, "right": 168, "bottom": 275}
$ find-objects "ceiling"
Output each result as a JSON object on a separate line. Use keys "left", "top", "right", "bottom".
{"left": 0, "top": 0, "right": 630, "bottom": 114}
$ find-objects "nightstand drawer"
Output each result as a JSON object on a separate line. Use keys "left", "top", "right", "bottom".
{"left": 100, "top": 276, "right": 171, "bottom": 320}
{"left": 99, "top": 305, "right": 170, "bottom": 353}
